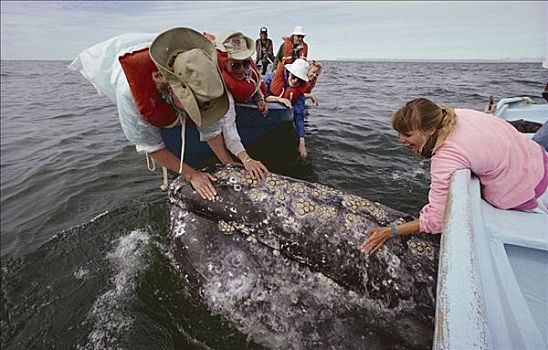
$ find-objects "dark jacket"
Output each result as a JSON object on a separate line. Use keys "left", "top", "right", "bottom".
{"left": 255, "top": 38, "right": 274, "bottom": 64}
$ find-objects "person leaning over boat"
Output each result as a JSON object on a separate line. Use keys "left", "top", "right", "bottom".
{"left": 255, "top": 27, "right": 275, "bottom": 75}
{"left": 362, "top": 98, "right": 548, "bottom": 254}
{"left": 264, "top": 59, "right": 311, "bottom": 157}
{"left": 213, "top": 30, "right": 268, "bottom": 117}
{"left": 69, "top": 27, "right": 268, "bottom": 201}
{"left": 304, "top": 60, "right": 323, "bottom": 106}
{"left": 272, "top": 26, "right": 308, "bottom": 71}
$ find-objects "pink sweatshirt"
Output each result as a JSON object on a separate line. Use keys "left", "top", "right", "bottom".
{"left": 419, "top": 109, "right": 546, "bottom": 233}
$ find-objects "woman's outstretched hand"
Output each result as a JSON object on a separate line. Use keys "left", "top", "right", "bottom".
{"left": 188, "top": 171, "right": 217, "bottom": 200}
{"left": 278, "top": 98, "right": 292, "bottom": 108}
{"left": 309, "top": 94, "right": 319, "bottom": 107}
{"left": 265, "top": 96, "right": 292, "bottom": 108}
{"left": 361, "top": 226, "right": 391, "bottom": 254}
{"left": 298, "top": 138, "right": 308, "bottom": 158}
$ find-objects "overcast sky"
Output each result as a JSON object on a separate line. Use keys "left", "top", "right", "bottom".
{"left": 1, "top": 1, "right": 546, "bottom": 61}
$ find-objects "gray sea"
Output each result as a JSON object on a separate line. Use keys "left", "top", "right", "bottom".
{"left": 1, "top": 59, "right": 546, "bottom": 349}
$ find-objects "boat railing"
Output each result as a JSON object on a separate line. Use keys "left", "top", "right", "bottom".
{"left": 434, "top": 169, "right": 489, "bottom": 349}
{"left": 434, "top": 169, "right": 548, "bottom": 350}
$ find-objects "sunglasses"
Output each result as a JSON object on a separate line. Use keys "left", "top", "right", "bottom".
{"left": 295, "top": 35, "right": 304, "bottom": 39}
{"left": 230, "top": 60, "right": 251, "bottom": 69}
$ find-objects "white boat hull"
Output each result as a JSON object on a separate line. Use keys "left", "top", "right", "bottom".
{"left": 434, "top": 169, "right": 548, "bottom": 349}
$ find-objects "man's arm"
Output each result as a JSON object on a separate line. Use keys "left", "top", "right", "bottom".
{"left": 272, "top": 43, "right": 284, "bottom": 71}
{"left": 255, "top": 39, "right": 261, "bottom": 63}
{"left": 205, "top": 134, "right": 233, "bottom": 165}
{"left": 267, "top": 39, "right": 275, "bottom": 61}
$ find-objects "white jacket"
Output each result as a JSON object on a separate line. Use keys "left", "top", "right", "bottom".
{"left": 68, "top": 33, "right": 244, "bottom": 156}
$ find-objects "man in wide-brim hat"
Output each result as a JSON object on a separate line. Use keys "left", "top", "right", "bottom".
{"left": 70, "top": 27, "right": 268, "bottom": 200}
{"left": 213, "top": 30, "right": 268, "bottom": 116}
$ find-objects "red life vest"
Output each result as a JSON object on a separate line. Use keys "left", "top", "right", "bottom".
{"left": 204, "top": 35, "right": 267, "bottom": 101}
{"left": 305, "top": 77, "right": 317, "bottom": 93}
{"left": 119, "top": 48, "right": 189, "bottom": 128}
{"left": 269, "top": 63, "right": 309, "bottom": 104}
{"left": 281, "top": 36, "right": 308, "bottom": 65}
{"left": 216, "top": 50, "right": 266, "bottom": 102}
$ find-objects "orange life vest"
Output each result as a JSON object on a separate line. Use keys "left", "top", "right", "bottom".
{"left": 119, "top": 48, "right": 189, "bottom": 128}
{"left": 269, "top": 63, "right": 309, "bottom": 104}
{"left": 216, "top": 50, "right": 266, "bottom": 102}
{"left": 204, "top": 34, "right": 267, "bottom": 101}
{"left": 281, "top": 36, "right": 308, "bottom": 65}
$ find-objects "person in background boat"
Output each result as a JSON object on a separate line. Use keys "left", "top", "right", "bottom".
{"left": 304, "top": 60, "right": 323, "bottom": 106}
{"left": 362, "top": 98, "right": 548, "bottom": 254}
{"left": 70, "top": 28, "right": 268, "bottom": 201}
{"left": 264, "top": 58, "right": 311, "bottom": 157}
{"left": 272, "top": 26, "right": 308, "bottom": 71}
{"left": 213, "top": 30, "right": 268, "bottom": 117}
{"left": 532, "top": 84, "right": 548, "bottom": 151}
{"left": 532, "top": 122, "right": 548, "bottom": 151}
{"left": 255, "top": 27, "right": 275, "bottom": 75}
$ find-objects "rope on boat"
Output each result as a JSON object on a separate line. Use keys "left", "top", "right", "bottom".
{"left": 146, "top": 153, "right": 169, "bottom": 191}
{"left": 145, "top": 113, "right": 187, "bottom": 192}
{"left": 160, "top": 166, "right": 169, "bottom": 191}
{"left": 145, "top": 153, "right": 156, "bottom": 171}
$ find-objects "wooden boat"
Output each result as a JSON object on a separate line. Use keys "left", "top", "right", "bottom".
{"left": 161, "top": 102, "right": 293, "bottom": 165}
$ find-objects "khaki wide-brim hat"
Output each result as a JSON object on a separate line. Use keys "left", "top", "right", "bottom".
{"left": 149, "top": 27, "right": 229, "bottom": 128}
{"left": 215, "top": 30, "right": 256, "bottom": 61}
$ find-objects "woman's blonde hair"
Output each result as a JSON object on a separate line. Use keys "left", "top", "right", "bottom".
{"left": 391, "top": 98, "right": 457, "bottom": 158}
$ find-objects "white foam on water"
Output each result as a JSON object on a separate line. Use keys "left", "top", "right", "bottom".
{"left": 80, "top": 229, "right": 150, "bottom": 350}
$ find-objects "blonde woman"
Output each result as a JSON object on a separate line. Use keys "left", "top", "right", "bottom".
{"left": 362, "top": 98, "right": 548, "bottom": 254}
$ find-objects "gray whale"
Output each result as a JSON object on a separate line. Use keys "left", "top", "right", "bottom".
{"left": 169, "top": 165, "right": 439, "bottom": 349}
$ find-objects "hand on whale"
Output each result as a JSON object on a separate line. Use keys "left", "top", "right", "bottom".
{"left": 362, "top": 219, "right": 422, "bottom": 254}
{"left": 240, "top": 158, "right": 269, "bottom": 181}
{"left": 168, "top": 164, "right": 439, "bottom": 349}
{"left": 187, "top": 170, "right": 218, "bottom": 200}
{"left": 363, "top": 226, "right": 394, "bottom": 254}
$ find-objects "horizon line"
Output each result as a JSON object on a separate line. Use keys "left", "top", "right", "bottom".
{"left": 1, "top": 57, "right": 545, "bottom": 63}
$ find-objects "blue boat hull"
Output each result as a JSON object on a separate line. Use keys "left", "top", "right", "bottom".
{"left": 161, "top": 103, "right": 293, "bottom": 165}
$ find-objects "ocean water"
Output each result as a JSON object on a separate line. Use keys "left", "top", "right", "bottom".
{"left": 1, "top": 60, "right": 546, "bottom": 349}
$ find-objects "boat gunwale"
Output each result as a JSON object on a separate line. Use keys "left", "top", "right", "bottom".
{"left": 434, "top": 169, "right": 548, "bottom": 350}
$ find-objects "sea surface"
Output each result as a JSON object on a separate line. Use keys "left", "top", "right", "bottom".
{"left": 1, "top": 59, "right": 546, "bottom": 349}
